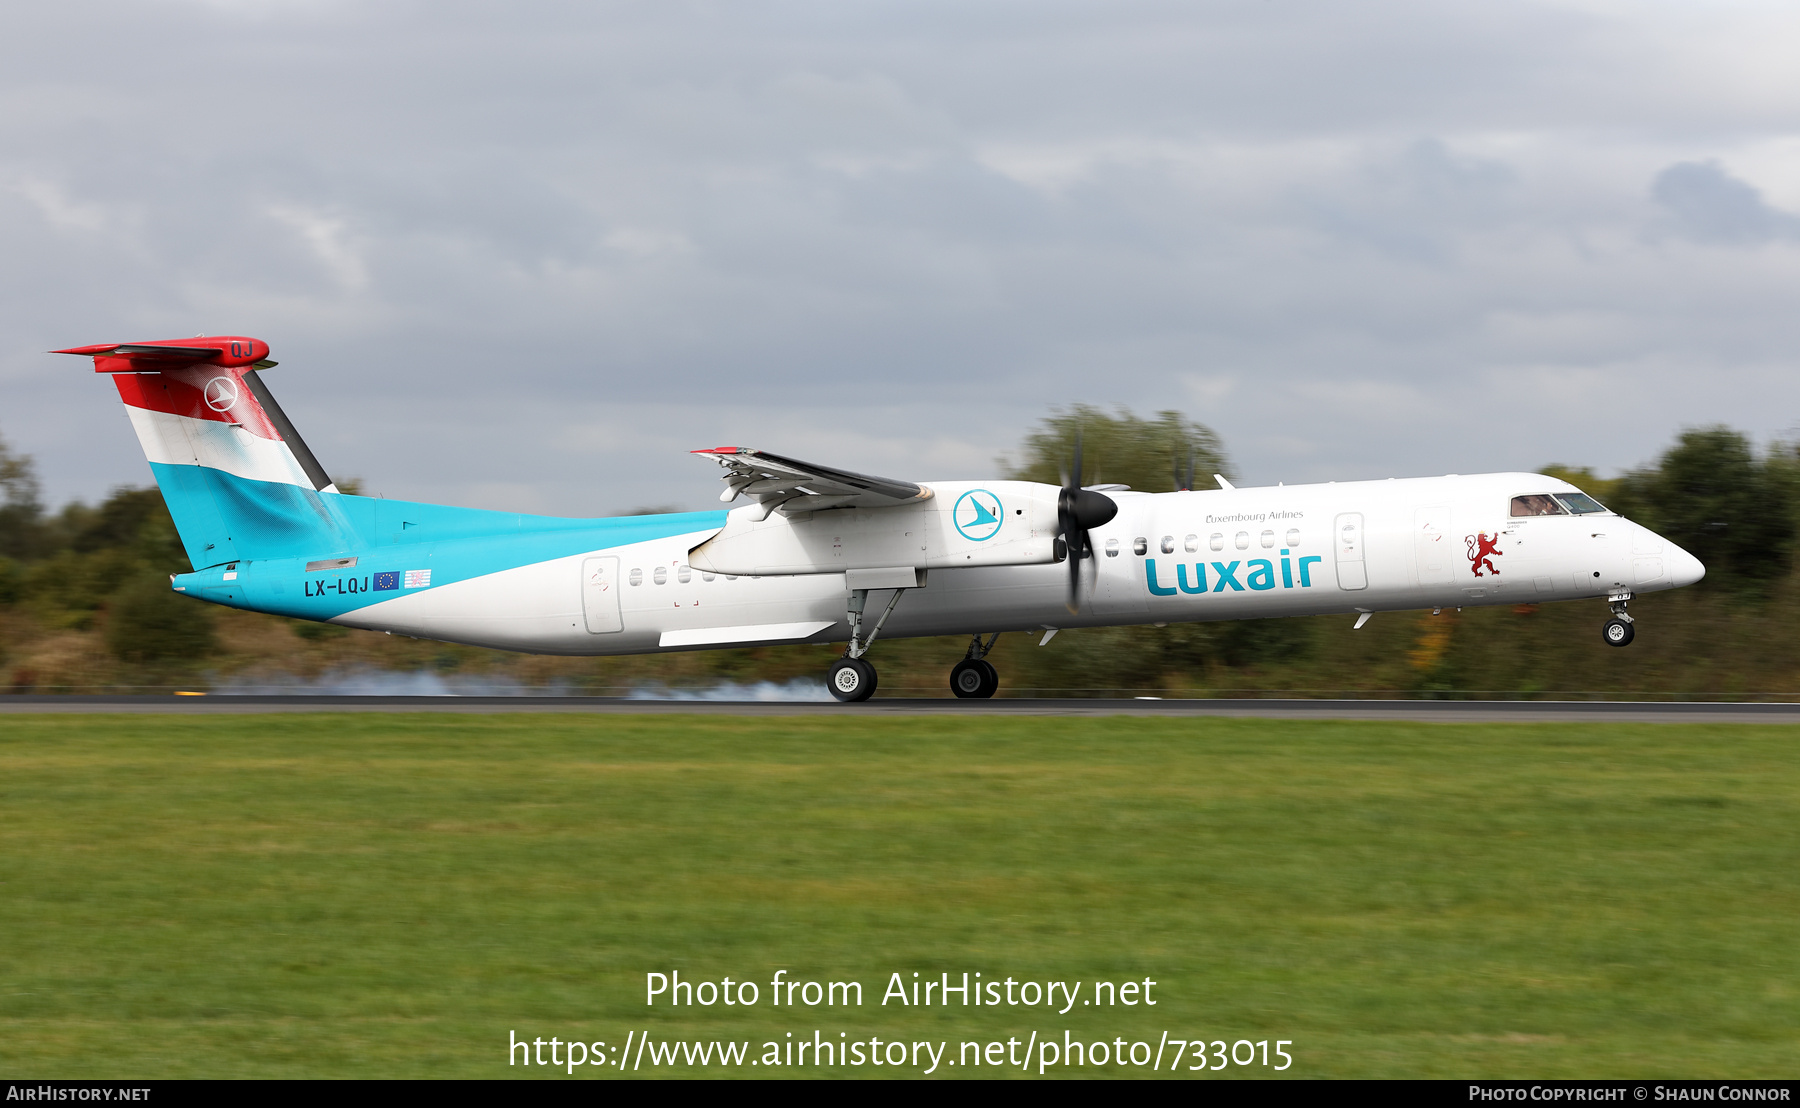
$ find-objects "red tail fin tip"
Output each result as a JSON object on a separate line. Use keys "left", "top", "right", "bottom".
{"left": 54, "top": 336, "right": 272, "bottom": 372}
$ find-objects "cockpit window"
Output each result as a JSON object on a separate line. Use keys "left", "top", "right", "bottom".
{"left": 1510, "top": 494, "right": 1567, "bottom": 517}
{"left": 1553, "top": 492, "right": 1609, "bottom": 515}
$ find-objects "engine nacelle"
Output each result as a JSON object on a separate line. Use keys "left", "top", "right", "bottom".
{"left": 689, "top": 480, "right": 1061, "bottom": 577}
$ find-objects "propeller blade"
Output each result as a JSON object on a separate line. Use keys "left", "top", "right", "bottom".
{"left": 1067, "top": 531, "right": 1082, "bottom": 613}
{"left": 1059, "top": 484, "right": 1078, "bottom": 613}
{"left": 1057, "top": 428, "right": 1116, "bottom": 614}
{"left": 1058, "top": 483, "right": 1117, "bottom": 614}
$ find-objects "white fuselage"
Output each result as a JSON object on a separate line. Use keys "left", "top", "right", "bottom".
{"left": 330, "top": 472, "right": 1702, "bottom": 655}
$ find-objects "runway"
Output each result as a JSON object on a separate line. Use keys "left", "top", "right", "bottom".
{"left": 5, "top": 695, "right": 1800, "bottom": 722}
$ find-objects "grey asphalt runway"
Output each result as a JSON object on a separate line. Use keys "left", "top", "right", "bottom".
{"left": 3, "top": 695, "right": 1800, "bottom": 722}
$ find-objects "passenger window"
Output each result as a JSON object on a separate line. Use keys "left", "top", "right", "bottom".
{"left": 702, "top": 572, "right": 715, "bottom": 582}
{"left": 1133, "top": 537, "right": 1148, "bottom": 556}
{"left": 1285, "top": 529, "right": 1300, "bottom": 547}
{"left": 1184, "top": 534, "right": 1199, "bottom": 553}
{"left": 678, "top": 565, "right": 692, "bottom": 584}
{"left": 1235, "top": 532, "right": 1249, "bottom": 551}
{"left": 628, "top": 568, "right": 643, "bottom": 586}
{"left": 1160, "top": 536, "right": 1175, "bottom": 554}
{"left": 1260, "top": 530, "right": 1275, "bottom": 548}
{"left": 1554, "top": 492, "right": 1609, "bottom": 515}
{"left": 653, "top": 566, "right": 668, "bottom": 585}
{"left": 1510, "top": 494, "right": 1568, "bottom": 517}
{"left": 1210, "top": 533, "right": 1224, "bottom": 552}
{"left": 1104, "top": 537, "right": 1120, "bottom": 558}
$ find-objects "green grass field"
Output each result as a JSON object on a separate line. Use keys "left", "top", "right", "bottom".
{"left": 1, "top": 713, "right": 1796, "bottom": 1078}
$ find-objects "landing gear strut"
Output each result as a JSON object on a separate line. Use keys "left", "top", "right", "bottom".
{"left": 950, "top": 633, "right": 1001, "bottom": 699}
{"left": 827, "top": 587, "right": 909, "bottom": 703}
{"left": 1603, "top": 592, "right": 1635, "bottom": 648}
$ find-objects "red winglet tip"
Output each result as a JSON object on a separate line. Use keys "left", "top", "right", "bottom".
{"left": 691, "top": 447, "right": 746, "bottom": 455}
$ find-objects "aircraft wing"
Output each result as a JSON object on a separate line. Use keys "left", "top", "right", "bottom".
{"left": 693, "top": 447, "right": 933, "bottom": 515}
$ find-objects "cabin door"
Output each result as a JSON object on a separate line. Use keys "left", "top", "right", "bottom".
{"left": 1415, "top": 506, "right": 1453, "bottom": 587}
{"left": 581, "top": 556, "right": 623, "bottom": 634}
{"left": 1334, "top": 512, "right": 1368, "bottom": 591}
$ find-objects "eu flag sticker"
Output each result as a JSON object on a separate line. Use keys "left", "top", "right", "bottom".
{"left": 373, "top": 571, "right": 400, "bottom": 591}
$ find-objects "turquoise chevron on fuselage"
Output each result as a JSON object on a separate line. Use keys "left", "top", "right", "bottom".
{"left": 162, "top": 464, "right": 728, "bottom": 620}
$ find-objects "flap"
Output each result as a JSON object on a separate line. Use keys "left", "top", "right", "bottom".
{"left": 693, "top": 446, "right": 933, "bottom": 516}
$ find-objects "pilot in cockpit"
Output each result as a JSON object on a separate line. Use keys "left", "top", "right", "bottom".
{"left": 1511, "top": 493, "right": 1564, "bottom": 516}
{"left": 1511, "top": 491, "right": 1610, "bottom": 517}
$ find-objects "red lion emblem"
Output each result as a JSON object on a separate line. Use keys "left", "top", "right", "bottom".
{"left": 1466, "top": 532, "right": 1503, "bottom": 577}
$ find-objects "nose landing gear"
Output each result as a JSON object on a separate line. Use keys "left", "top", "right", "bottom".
{"left": 1602, "top": 592, "right": 1635, "bottom": 647}
{"left": 950, "top": 633, "right": 1002, "bottom": 699}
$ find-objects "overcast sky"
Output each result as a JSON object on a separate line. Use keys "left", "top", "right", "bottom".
{"left": 4, "top": 0, "right": 1799, "bottom": 515}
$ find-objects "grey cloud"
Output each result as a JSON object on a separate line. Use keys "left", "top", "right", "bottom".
{"left": 4, "top": 2, "right": 1800, "bottom": 515}
{"left": 1652, "top": 160, "right": 1800, "bottom": 245}
{"left": 1294, "top": 139, "right": 1518, "bottom": 265}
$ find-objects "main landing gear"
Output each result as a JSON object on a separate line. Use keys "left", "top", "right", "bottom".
{"left": 826, "top": 586, "right": 909, "bottom": 703}
{"left": 822, "top": 585, "right": 1008, "bottom": 702}
{"left": 1602, "top": 592, "right": 1635, "bottom": 648}
{"left": 950, "top": 633, "right": 1002, "bottom": 699}
{"left": 828, "top": 657, "right": 877, "bottom": 701}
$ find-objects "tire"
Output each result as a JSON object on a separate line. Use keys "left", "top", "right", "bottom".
{"left": 975, "top": 659, "right": 999, "bottom": 697}
{"left": 1602, "top": 618, "right": 1635, "bottom": 648}
{"left": 828, "top": 657, "right": 877, "bottom": 702}
{"left": 950, "top": 658, "right": 999, "bottom": 699}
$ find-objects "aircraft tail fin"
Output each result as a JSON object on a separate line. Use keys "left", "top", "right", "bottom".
{"left": 56, "top": 336, "right": 356, "bottom": 569}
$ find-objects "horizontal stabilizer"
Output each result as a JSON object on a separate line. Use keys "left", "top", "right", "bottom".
{"left": 54, "top": 336, "right": 275, "bottom": 371}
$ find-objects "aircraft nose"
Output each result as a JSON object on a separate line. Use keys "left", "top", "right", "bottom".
{"left": 1668, "top": 543, "right": 1706, "bottom": 588}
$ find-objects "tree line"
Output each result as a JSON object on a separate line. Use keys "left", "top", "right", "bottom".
{"left": 2, "top": 412, "right": 1797, "bottom": 692}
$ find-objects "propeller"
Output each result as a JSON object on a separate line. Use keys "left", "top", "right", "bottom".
{"left": 1173, "top": 446, "right": 1195, "bottom": 492}
{"left": 1058, "top": 432, "right": 1118, "bottom": 614}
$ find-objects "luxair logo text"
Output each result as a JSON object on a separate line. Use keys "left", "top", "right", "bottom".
{"left": 1145, "top": 551, "right": 1324, "bottom": 595}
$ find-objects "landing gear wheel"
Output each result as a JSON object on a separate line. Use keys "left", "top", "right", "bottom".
{"left": 828, "top": 657, "right": 878, "bottom": 702}
{"left": 1602, "top": 618, "right": 1635, "bottom": 648}
{"left": 950, "top": 658, "right": 999, "bottom": 699}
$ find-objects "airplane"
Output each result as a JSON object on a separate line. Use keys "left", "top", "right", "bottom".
{"left": 56, "top": 335, "right": 1706, "bottom": 701}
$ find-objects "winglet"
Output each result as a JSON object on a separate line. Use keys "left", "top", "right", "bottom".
{"left": 1215, "top": 474, "right": 1235, "bottom": 490}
